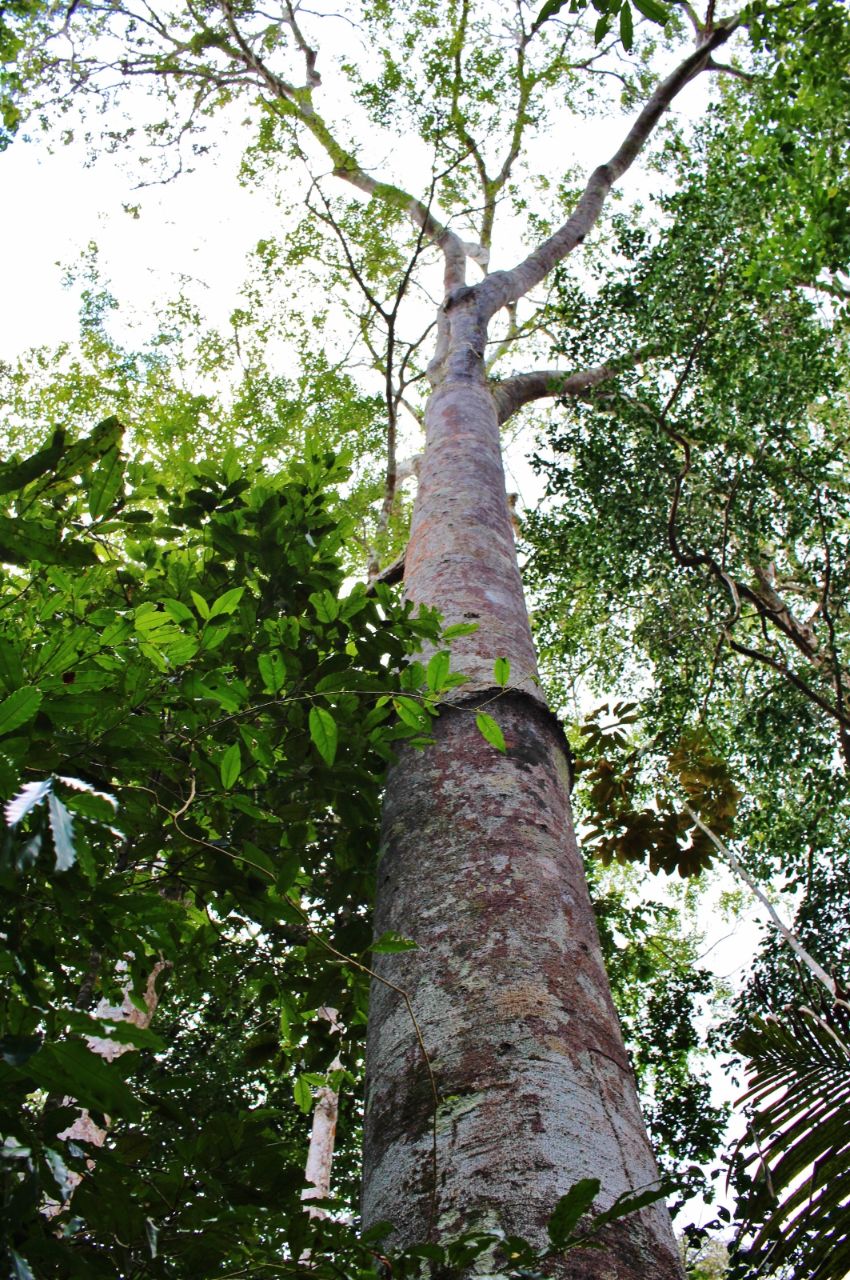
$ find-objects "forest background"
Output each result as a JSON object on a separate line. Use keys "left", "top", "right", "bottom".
{"left": 1, "top": 0, "right": 850, "bottom": 1277}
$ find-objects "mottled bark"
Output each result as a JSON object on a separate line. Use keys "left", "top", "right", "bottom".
{"left": 362, "top": 364, "right": 683, "bottom": 1277}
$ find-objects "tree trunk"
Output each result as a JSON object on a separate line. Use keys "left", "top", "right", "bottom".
{"left": 362, "top": 334, "right": 684, "bottom": 1277}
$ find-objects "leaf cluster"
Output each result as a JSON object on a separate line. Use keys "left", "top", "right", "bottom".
{"left": 0, "top": 422, "right": 451, "bottom": 1276}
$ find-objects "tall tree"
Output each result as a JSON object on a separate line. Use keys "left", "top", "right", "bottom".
{"left": 5, "top": 0, "right": 849, "bottom": 1273}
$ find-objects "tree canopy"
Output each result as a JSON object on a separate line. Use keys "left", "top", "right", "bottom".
{"left": 3, "top": 0, "right": 850, "bottom": 1275}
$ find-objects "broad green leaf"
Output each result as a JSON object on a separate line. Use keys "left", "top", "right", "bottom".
{"left": 9, "top": 1251, "right": 35, "bottom": 1280}
{"left": 88, "top": 446, "right": 123, "bottom": 519}
{"left": 0, "top": 516, "right": 98, "bottom": 567}
{"left": 0, "top": 430, "right": 64, "bottom": 494}
{"left": 45, "top": 1147, "right": 76, "bottom": 1199}
{"left": 532, "top": 0, "right": 569, "bottom": 33}
{"left": 620, "top": 1, "right": 633, "bottom": 50}
{"left": 0, "top": 639, "right": 23, "bottom": 691}
{"left": 592, "top": 1180, "right": 672, "bottom": 1230}
{"left": 633, "top": 0, "right": 668, "bottom": 21}
{"left": 0, "top": 1035, "right": 42, "bottom": 1066}
{"left": 47, "top": 791, "right": 75, "bottom": 870}
{"left": 190, "top": 590, "right": 210, "bottom": 619}
{"left": 208, "top": 586, "right": 244, "bottom": 618}
{"left": 547, "top": 1177, "right": 600, "bottom": 1248}
{"left": 400, "top": 660, "right": 426, "bottom": 691}
{"left": 258, "top": 649, "right": 287, "bottom": 692}
{"left": 493, "top": 656, "right": 510, "bottom": 687}
{"left": 5, "top": 777, "right": 51, "bottom": 824}
{"left": 293, "top": 1074, "right": 313, "bottom": 1113}
{"left": 161, "top": 597, "right": 194, "bottom": 624}
{"left": 0, "top": 686, "right": 41, "bottom": 736}
{"left": 309, "top": 705, "right": 338, "bottom": 765}
{"left": 475, "top": 712, "right": 506, "bottom": 753}
{"left": 393, "top": 695, "right": 429, "bottom": 731}
{"left": 220, "top": 742, "right": 242, "bottom": 789}
{"left": 426, "top": 650, "right": 450, "bottom": 692}
{"left": 23, "top": 1038, "right": 141, "bottom": 1120}
{"left": 442, "top": 621, "right": 478, "bottom": 639}
{"left": 309, "top": 589, "right": 339, "bottom": 623}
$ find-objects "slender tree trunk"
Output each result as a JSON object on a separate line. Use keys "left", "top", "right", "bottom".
{"left": 362, "top": 316, "right": 684, "bottom": 1277}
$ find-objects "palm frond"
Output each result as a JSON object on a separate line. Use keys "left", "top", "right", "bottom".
{"left": 734, "top": 998, "right": 850, "bottom": 1279}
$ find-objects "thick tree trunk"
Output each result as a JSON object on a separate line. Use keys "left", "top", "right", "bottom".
{"left": 362, "top": 348, "right": 684, "bottom": 1277}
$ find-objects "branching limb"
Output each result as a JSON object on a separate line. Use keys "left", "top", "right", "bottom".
{"left": 475, "top": 17, "right": 742, "bottom": 319}
{"left": 491, "top": 347, "right": 656, "bottom": 424}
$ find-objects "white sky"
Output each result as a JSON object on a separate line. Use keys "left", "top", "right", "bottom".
{"left": 1, "top": 115, "right": 274, "bottom": 358}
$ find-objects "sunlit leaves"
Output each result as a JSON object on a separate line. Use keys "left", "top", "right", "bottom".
{"left": 0, "top": 425, "right": 449, "bottom": 1276}
{"left": 475, "top": 711, "right": 506, "bottom": 753}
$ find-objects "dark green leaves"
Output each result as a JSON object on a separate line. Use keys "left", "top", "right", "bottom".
{"left": 0, "top": 427, "right": 449, "bottom": 1277}
{"left": 532, "top": 0, "right": 668, "bottom": 42}
{"left": 547, "top": 1178, "right": 600, "bottom": 1247}
{"left": 309, "top": 705, "right": 338, "bottom": 765}
{"left": 0, "top": 687, "right": 41, "bottom": 737}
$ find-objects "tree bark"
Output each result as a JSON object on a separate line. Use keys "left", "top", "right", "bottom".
{"left": 362, "top": 326, "right": 684, "bottom": 1276}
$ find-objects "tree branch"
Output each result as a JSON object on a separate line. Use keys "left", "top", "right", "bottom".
{"left": 683, "top": 804, "right": 836, "bottom": 998}
{"left": 474, "top": 17, "right": 741, "bottom": 319}
{"left": 491, "top": 350, "right": 653, "bottom": 424}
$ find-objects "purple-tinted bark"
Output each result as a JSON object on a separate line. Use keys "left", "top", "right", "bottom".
{"left": 362, "top": 363, "right": 684, "bottom": 1277}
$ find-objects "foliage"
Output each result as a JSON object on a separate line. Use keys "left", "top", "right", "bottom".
{"left": 588, "top": 856, "right": 727, "bottom": 1204}
{"left": 0, "top": 421, "right": 456, "bottom": 1276}
{"left": 519, "top": 16, "right": 850, "bottom": 1269}
{"left": 6, "top": 0, "right": 850, "bottom": 1268}
{"left": 729, "top": 996, "right": 850, "bottom": 1280}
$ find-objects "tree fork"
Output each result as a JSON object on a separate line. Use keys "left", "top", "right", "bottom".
{"left": 362, "top": 358, "right": 683, "bottom": 1276}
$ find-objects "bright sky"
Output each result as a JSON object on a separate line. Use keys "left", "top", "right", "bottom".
{"left": 1, "top": 110, "right": 274, "bottom": 359}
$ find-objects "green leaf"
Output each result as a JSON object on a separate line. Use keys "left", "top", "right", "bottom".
{"left": 208, "top": 586, "right": 244, "bottom": 618}
{"left": 591, "top": 1180, "right": 672, "bottom": 1231}
{"left": 48, "top": 791, "right": 75, "bottom": 870}
{"left": 442, "top": 621, "right": 478, "bottom": 639}
{"left": 5, "top": 778, "right": 51, "bottom": 824}
{"left": 475, "top": 712, "right": 506, "bottom": 753}
{"left": 0, "top": 1035, "right": 42, "bottom": 1066}
{"left": 0, "top": 515, "right": 98, "bottom": 567}
{"left": 258, "top": 649, "right": 287, "bottom": 693}
{"left": 9, "top": 1251, "right": 35, "bottom": 1280}
{"left": 293, "top": 1074, "right": 313, "bottom": 1113}
{"left": 493, "top": 656, "right": 510, "bottom": 687}
{"left": 0, "top": 686, "right": 41, "bottom": 736}
{"left": 88, "top": 446, "right": 123, "bottom": 519}
{"left": 371, "top": 931, "right": 419, "bottom": 953}
{"left": 547, "top": 1177, "right": 601, "bottom": 1248}
{"left": 632, "top": 0, "right": 668, "bottom": 21}
{"left": 220, "top": 742, "right": 242, "bottom": 789}
{"left": 620, "top": 2, "right": 634, "bottom": 50}
{"left": 23, "top": 1038, "right": 141, "bottom": 1120}
{"left": 426, "top": 650, "right": 450, "bottom": 692}
{"left": 309, "top": 589, "right": 339, "bottom": 623}
{"left": 0, "top": 431, "right": 64, "bottom": 494}
{"left": 309, "top": 706, "right": 338, "bottom": 766}
{"left": 532, "top": 0, "right": 569, "bottom": 33}
{"left": 393, "top": 695, "right": 430, "bottom": 731}
{"left": 190, "top": 590, "right": 210, "bottom": 620}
